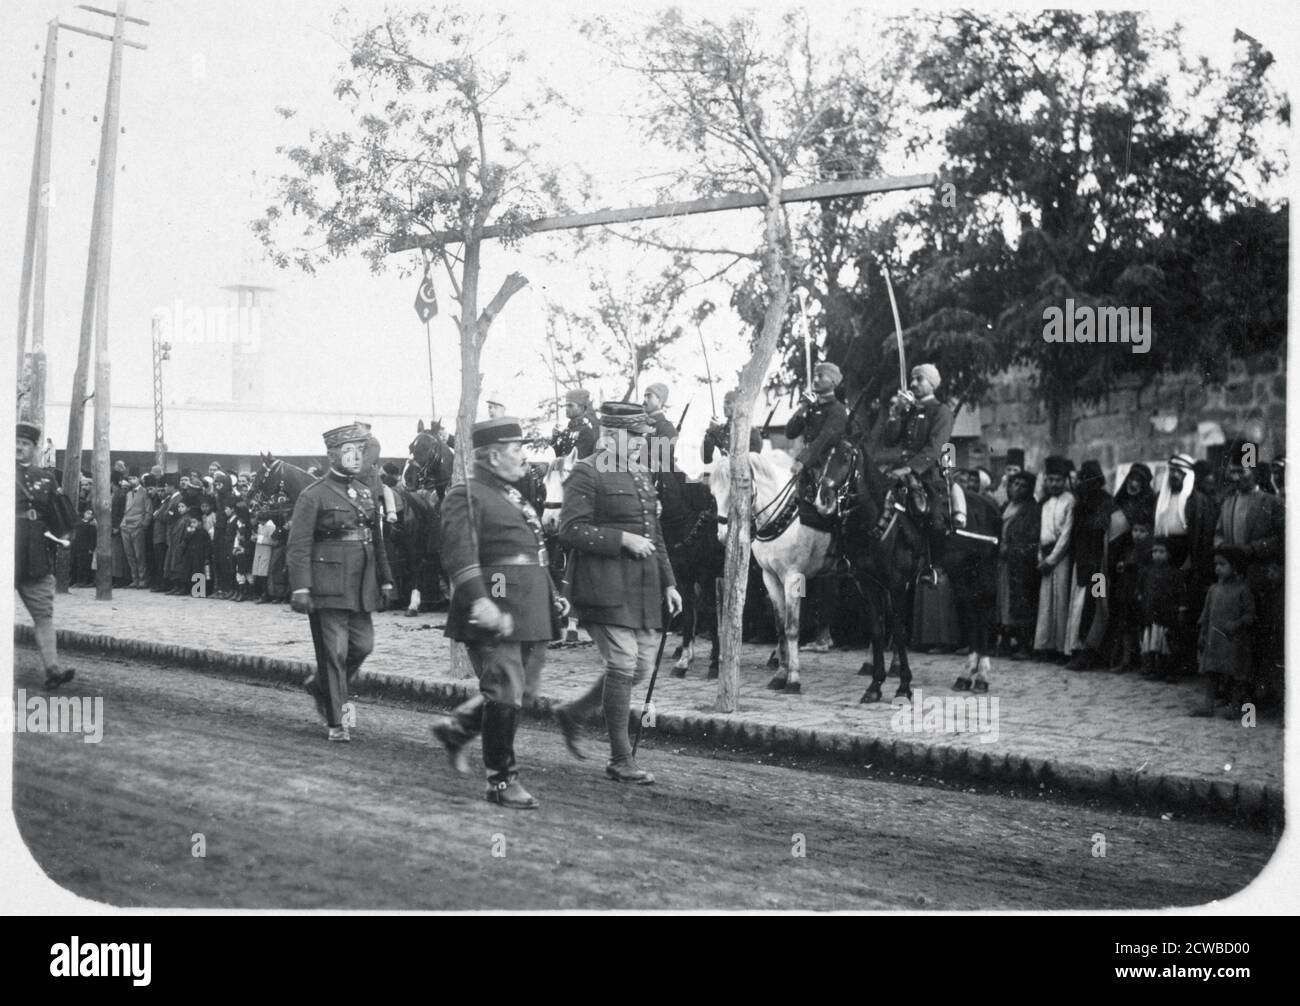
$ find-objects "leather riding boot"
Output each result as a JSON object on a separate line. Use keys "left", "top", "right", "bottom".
{"left": 482, "top": 701, "right": 537, "bottom": 809}
{"left": 432, "top": 696, "right": 484, "bottom": 774}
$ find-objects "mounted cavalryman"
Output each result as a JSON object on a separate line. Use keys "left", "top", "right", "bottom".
{"left": 551, "top": 388, "right": 599, "bottom": 461}
{"left": 786, "top": 362, "right": 849, "bottom": 501}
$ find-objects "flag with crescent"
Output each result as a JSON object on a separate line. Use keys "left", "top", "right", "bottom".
{"left": 414, "top": 269, "right": 438, "bottom": 323}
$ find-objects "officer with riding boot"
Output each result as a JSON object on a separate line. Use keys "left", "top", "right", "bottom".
{"left": 875, "top": 363, "right": 958, "bottom": 546}
{"left": 553, "top": 402, "right": 683, "bottom": 785}
{"left": 552, "top": 388, "right": 599, "bottom": 461}
{"left": 786, "top": 363, "right": 849, "bottom": 498}
{"left": 287, "top": 423, "right": 397, "bottom": 742}
{"left": 431, "top": 417, "right": 570, "bottom": 810}
{"left": 15, "top": 421, "right": 76, "bottom": 689}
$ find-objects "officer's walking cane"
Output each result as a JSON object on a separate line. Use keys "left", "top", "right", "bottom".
{"left": 632, "top": 627, "right": 671, "bottom": 756}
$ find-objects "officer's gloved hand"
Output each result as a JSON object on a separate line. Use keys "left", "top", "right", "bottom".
{"left": 290, "top": 590, "right": 314, "bottom": 615}
{"left": 554, "top": 594, "right": 571, "bottom": 618}
{"left": 799, "top": 391, "right": 817, "bottom": 407}
{"left": 469, "top": 597, "right": 512, "bottom": 637}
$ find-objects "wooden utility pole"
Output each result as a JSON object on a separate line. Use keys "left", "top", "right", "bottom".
{"left": 17, "top": 20, "right": 59, "bottom": 431}
{"left": 54, "top": 7, "right": 147, "bottom": 593}
{"left": 78, "top": 1, "right": 141, "bottom": 599}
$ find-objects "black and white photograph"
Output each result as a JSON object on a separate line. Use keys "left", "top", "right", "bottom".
{"left": 4, "top": 0, "right": 1296, "bottom": 920}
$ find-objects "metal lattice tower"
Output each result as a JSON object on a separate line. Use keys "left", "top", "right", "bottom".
{"left": 152, "top": 315, "right": 170, "bottom": 469}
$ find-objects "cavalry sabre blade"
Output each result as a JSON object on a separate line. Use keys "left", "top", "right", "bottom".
{"left": 632, "top": 627, "right": 671, "bottom": 755}
{"left": 880, "top": 261, "right": 907, "bottom": 393}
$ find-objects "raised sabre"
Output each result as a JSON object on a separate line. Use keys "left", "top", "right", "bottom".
{"left": 880, "top": 261, "right": 907, "bottom": 393}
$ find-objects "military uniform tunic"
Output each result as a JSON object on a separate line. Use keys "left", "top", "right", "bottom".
{"left": 16, "top": 463, "right": 73, "bottom": 584}
{"left": 878, "top": 398, "right": 955, "bottom": 480}
{"left": 287, "top": 471, "right": 392, "bottom": 611}
{"left": 559, "top": 454, "right": 676, "bottom": 630}
{"left": 785, "top": 395, "right": 849, "bottom": 469}
{"left": 553, "top": 412, "right": 599, "bottom": 460}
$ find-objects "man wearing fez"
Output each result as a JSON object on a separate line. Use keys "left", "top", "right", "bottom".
{"left": 554, "top": 402, "right": 682, "bottom": 785}
{"left": 432, "top": 417, "right": 570, "bottom": 810}
{"left": 552, "top": 388, "right": 599, "bottom": 461}
{"left": 701, "top": 389, "right": 763, "bottom": 464}
{"left": 15, "top": 422, "right": 76, "bottom": 689}
{"left": 287, "top": 423, "right": 397, "bottom": 742}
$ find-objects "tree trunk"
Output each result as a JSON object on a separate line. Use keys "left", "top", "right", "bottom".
{"left": 715, "top": 174, "right": 792, "bottom": 714}
{"left": 1047, "top": 396, "right": 1072, "bottom": 455}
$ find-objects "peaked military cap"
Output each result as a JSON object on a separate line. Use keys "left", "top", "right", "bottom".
{"left": 323, "top": 423, "right": 369, "bottom": 449}
{"left": 471, "top": 417, "right": 526, "bottom": 449}
{"left": 598, "top": 401, "right": 654, "bottom": 433}
{"left": 16, "top": 422, "right": 41, "bottom": 444}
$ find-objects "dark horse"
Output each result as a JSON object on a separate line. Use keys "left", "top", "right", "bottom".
{"left": 814, "top": 438, "right": 932, "bottom": 703}
{"left": 248, "top": 453, "right": 319, "bottom": 516}
{"left": 396, "top": 420, "right": 456, "bottom": 614}
{"left": 663, "top": 478, "right": 725, "bottom": 678}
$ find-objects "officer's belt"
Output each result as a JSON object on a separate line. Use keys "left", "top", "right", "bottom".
{"left": 315, "top": 528, "right": 372, "bottom": 542}
{"left": 485, "top": 551, "right": 548, "bottom": 567}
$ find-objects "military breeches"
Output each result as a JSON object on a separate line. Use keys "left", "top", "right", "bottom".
{"left": 307, "top": 608, "right": 374, "bottom": 726}
{"left": 17, "top": 574, "right": 58, "bottom": 671}
{"left": 466, "top": 640, "right": 547, "bottom": 709}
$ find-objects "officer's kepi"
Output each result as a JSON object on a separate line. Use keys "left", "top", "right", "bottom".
{"left": 471, "top": 417, "right": 526, "bottom": 448}
{"left": 16, "top": 422, "right": 41, "bottom": 445}
{"left": 322, "top": 423, "right": 369, "bottom": 449}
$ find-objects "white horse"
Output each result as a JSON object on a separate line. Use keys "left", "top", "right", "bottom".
{"left": 538, "top": 448, "right": 575, "bottom": 532}
{"left": 709, "top": 450, "right": 833, "bottom": 693}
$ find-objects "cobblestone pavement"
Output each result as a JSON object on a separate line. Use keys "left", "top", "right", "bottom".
{"left": 15, "top": 587, "right": 1283, "bottom": 812}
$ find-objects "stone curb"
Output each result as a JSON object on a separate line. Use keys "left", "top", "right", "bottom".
{"left": 15, "top": 625, "right": 1281, "bottom": 826}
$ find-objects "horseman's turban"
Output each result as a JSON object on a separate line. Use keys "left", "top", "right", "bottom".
{"left": 813, "top": 362, "right": 843, "bottom": 386}
{"left": 565, "top": 388, "right": 591, "bottom": 408}
{"left": 911, "top": 363, "right": 941, "bottom": 391}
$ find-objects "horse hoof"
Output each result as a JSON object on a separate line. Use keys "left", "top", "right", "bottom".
{"left": 405, "top": 609, "right": 419, "bottom": 618}
{"left": 766, "top": 676, "right": 787, "bottom": 691}
{"left": 706, "top": 665, "right": 719, "bottom": 680}
{"left": 894, "top": 686, "right": 913, "bottom": 702}
{"left": 861, "top": 685, "right": 883, "bottom": 704}
{"left": 783, "top": 681, "right": 802, "bottom": 695}
{"left": 671, "top": 667, "right": 687, "bottom": 679}
{"left": 972, "top": 678, "right": 989, "bottom": 694}
{"left": 953, "top": 676, "right": 973, "bottom": 691}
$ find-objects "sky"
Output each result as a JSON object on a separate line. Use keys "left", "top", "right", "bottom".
{"left": 3, "top": 0, "right": 1296, "bottom": 467}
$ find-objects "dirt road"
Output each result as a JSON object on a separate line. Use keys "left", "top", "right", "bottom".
{"left": 10, "top": 651, "right": 1279, "bottom": 910}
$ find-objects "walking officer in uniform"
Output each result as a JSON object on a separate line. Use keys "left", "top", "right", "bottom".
{"left": 551, "top": 388, "right": 599, "bottom": 461}
{"left": 553, "top": 401, "right": 682, "bottom": 785}
{"left": 15, "top": 422, "right": 76, "bottom": 689}
{"left": 431, "top": 417, "right": 570, "bottom": 809}
{"left": 287, "top": 423, "right": 397, "bottom": 742}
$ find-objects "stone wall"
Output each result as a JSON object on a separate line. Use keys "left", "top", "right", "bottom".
{"left": 978, "top": 352, "right": 1287, "bottom": 479}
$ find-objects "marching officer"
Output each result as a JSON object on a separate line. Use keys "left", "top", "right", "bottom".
{"left": 553, "top": 401, "right": 683, "bottom": 785}
{"left": 431, "top": 417, "right": 570, "bottom": 810}
{"left": 786, "top": 363, "right": 849, "bottom": 489}
{"left": 701, "top": 389, "right": 763, "bottom": 464}
{"left": 287, "top": 423, "right": 397, "bottom": 742}
{"left": 15, "top": 422, "right": 76, "bottom": 689}
{"left": 551, "top": 388, "right": 599, "bottom": 460}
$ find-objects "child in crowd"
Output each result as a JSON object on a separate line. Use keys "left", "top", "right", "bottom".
{"left": 229, "top": 503, "right": 254, "bottom": 601}
{"left": 1138, "top": 535, "right": 1185, "bottom": 681}
{"left": 1108, "top": 520, "right": 1152, "bottom": 673}
{"left": 71, "top": 508, "right": 97, "bottom": 587}
{"left": 1192, "top": 545, "right": 1255, "bottom": 719}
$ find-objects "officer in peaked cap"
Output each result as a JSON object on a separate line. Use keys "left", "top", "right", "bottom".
{"left": 432, "top": 416, "right": 570, "bottom": 809}
{"left": 15, "top": 421, "right": 76, "bottom": 689}
{"left": 552, "top": 401, "right": 682, "bottom": 785}
{"left": 287, "top": 423, "right": 397, "bottom": 742}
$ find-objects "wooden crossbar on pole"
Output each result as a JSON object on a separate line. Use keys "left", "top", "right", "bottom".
{"left": 390, "top": 173, "right": 937, "bottom": 252}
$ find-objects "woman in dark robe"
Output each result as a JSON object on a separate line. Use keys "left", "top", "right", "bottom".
{"left": 997, "top": 470, "right": 1041, "bottom": 659}
{"left": 1115, "top": 462, "right": 1156, "bottom": 531}
{"left": 1066, "top": 461, "right": 1131, "bottom": 670}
